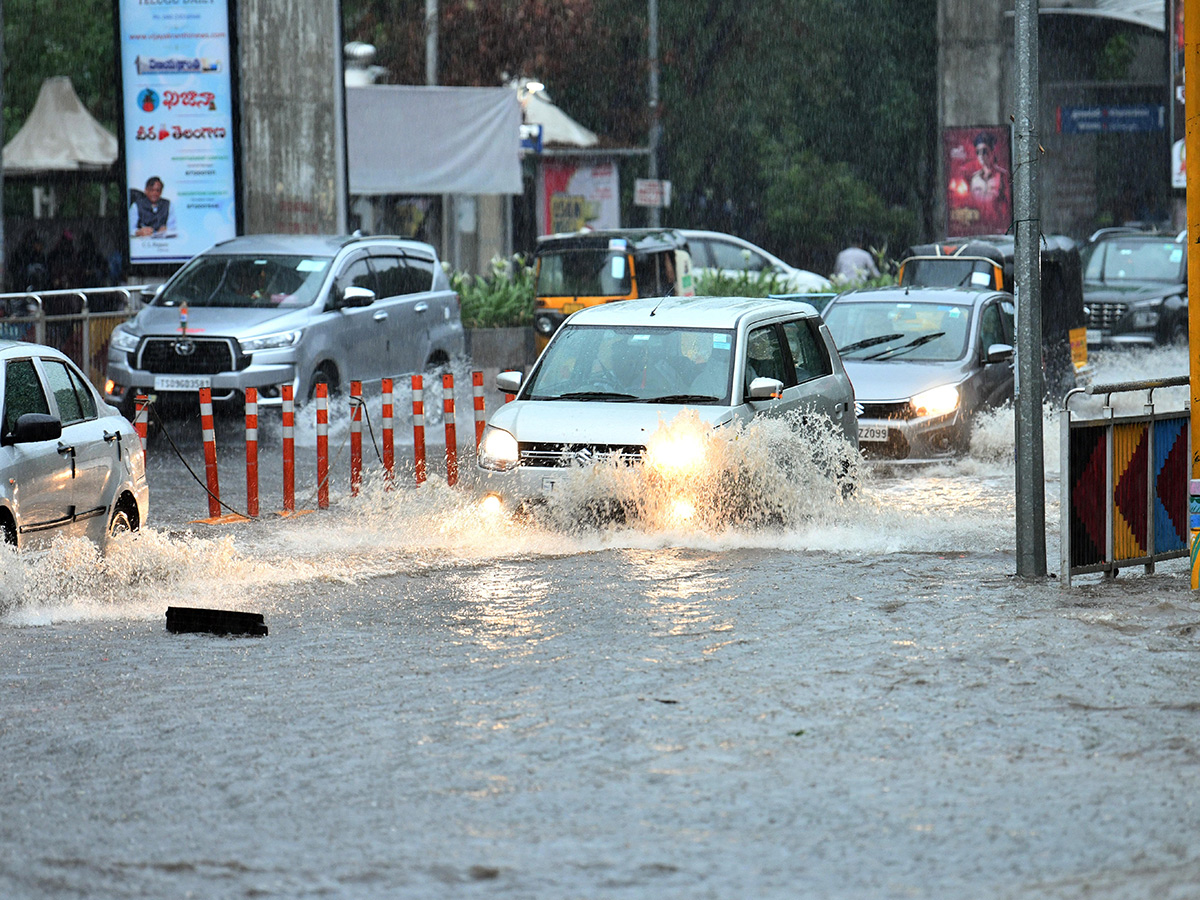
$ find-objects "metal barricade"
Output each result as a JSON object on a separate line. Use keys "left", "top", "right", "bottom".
{"left": 0, "top": 286, "right": 149, "bottom": 389}
{"left": 1060, "top": 375, "right": 1190, "bottom": 586}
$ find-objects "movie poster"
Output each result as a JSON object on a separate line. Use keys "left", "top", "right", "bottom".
{"left": 118, "top": 0, "right": 239, "bottom": 265}
{"left": 944, "top": 125, "right": 1013, "bottom": 238}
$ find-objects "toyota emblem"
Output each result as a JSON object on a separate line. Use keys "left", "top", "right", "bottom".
{"left": 173, "top": 339, "right": 196, "bottom": 357}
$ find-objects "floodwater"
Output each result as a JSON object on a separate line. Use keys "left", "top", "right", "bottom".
{"left": 2, "top": 350, "right": 1199, "bottom": 899}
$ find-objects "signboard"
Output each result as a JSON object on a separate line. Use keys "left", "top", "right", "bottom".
{"left": 117, "top": 0, "right": 239, "bottom": 265}
{"left": 1056, "top": 105, "right": 1165, "bottom": 134}
{"left": 537, "top": 160, "right": 620, "bottom": 235}
{"left": 943, "top": 125, "right": 1012, "bottom": 238}
{"left": 634, "top": 178, "right": 672, "bottom": 208}
{"left": 1172, "top": 0, "right": 1186, "bottom": 188}
{"left": 520, "top": 123, "right": 543, "bottom": 154}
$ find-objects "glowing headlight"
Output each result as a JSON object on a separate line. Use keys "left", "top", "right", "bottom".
{"left": 109, "top": 326, "right": 140, "bottom": 353}
{"left": 534, "top": 315, "right": 558, "bottom": 335}
{"left": 910, "top": 384, "right": 960, "bottom": 418}
{"left": 239, "top": 330, "right": 303, "bottom": 353}
{"left": 478, "top": 426, "right": 520, "bottom": 471}
{"left": 645, "top": 431, "right": 707, "bottom": 477}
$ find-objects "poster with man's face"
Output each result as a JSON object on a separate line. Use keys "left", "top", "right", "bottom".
{"left": 944, "top": 125, "right": 1013, "bottom": 237}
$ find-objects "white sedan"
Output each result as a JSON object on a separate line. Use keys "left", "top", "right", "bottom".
{"left": 1, "top": 340, "right": 148, "bottom": 549}
{"left": 681, "top": 229, "right": 833, "bottom": 292}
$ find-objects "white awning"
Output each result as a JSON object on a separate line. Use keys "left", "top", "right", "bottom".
{"left": 1039, "top": 0, "right": 1165, "bottom": 32}
{"left": 346, "top": 85, "right": 522, "bottom": 196}
{"left": 3, "top": 76, "right": 118, "bottom": 175}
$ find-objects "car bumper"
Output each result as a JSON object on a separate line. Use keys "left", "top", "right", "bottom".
{"left": 1086, "top": 328, "right": 1156, "bottom": 348}
{"left": 104, "top": 353, "right": 296, "bottom": 411}
{"left": 855, "top": 410, "right": 966, "bottom": 460}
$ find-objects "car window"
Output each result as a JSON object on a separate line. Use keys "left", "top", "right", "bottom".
{"left": 744, "top": 325, "right": 791, "bottom": 392}
{"left": 335, "top": 258, "right": 375, "bottom": 301}
{"left": 1000, "top": 300, "right": 1015, "bottom": 340}
{"left": 371, "top": 255, "right": 435, "bottom": 297}
{"left": 712, "top": 240, "right": 768, "bottom": 272}
{"left": 40, "top": 359, "right": 92, "bottom": 425}
{"left": 3, "top": 358, "right": 51, "bottom": 436}
{"left": 405, "top": 254, "right": 436, "bottom": 290}
{"left": 979, "top": 302, "right": 1007, "bottom": 352}
{"left": 781, "top": 319, "right": 831, "bottom": 383}
{"left": 687, "top": 238, "right": 713, "bottom": 267}
{"left": 156, "top": 255, "right": 331, "bottom": 309}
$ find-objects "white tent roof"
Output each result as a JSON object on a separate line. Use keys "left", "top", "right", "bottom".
{"left": 522, "top": 91, "right": 599, "bottom": 148}
{"left": 1040, "top": 0, "right": 1165, "bottom": 32}
{"left": 3, "top": 76, "right": 118, "bottom": 175}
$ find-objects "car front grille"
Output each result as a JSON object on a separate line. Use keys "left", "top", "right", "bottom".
{"left": 1086, "top": 302, "right": 1127, "bottom": 331}
{"left": 134, "top": 337, "right": 247, "bottom": 374}
{"left": 519, "top": 442, "right": 646, "bottom": 468}
{"left": 858, "top": 401, "right": 913, "bottom": 421}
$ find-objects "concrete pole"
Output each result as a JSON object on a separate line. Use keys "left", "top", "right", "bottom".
{"left": 647, "top": 0, "right": 661, "bottom": 227}
{"left": 425, "top": 0, "right": 438, "bottom": 87}
{"left": 1186, "top": 3, "right": 1200, "bottom": 588}
{"left": 1013, "top": 0, "right": 1046, "bottom": 577}
{"left": 0, "top": 0, "right": 6, "bottom": 290}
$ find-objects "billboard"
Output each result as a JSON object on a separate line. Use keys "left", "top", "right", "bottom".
{"left": 537, "top": 160, "right": 620, "bottom": 235}
{"left": 943, "top": 125, "right": 1012, "bottom": 238}
{"left": 117, "top": 0, "right": 239, "bottom": 265}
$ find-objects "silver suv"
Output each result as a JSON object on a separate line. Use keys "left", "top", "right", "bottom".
{"left": 104, "top": 234, "right": 464, "bottom": 413}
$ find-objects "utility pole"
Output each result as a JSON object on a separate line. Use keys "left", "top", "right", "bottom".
{"left": 425, "top": 0, "right": 438, "bottom": 87}
{"left": 647, "top": 0, "right": 661, "bottom": 227}
{"left": 1013, "top": 0, "right": 1046, "bottom": 577}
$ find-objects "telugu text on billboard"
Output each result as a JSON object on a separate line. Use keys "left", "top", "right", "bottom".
{"left": 118, "top": 0, "right": 238, "bottom": 265}
{"left": 943, "top": 125, "right": 1012, "bottom": 238}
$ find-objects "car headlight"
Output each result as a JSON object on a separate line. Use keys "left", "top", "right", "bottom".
{"left": 910, "top": 384, "right": 960, "bottom": 418}
{"left": 239, "top": 330, "right": 303, "bottom": 353}
{"left": 109, "top": 325, "right": 140, "bottom": 353}
{"left": 644, "top": 431, "right": 708, "bottom": 478}
{"left": 1130, "top": 306, "right": 1160, "bottom": 329}
{"left": 534, "top": 314, "right": 559, "bottom": 335}
{"left": 478, "top": 425, "right": 520, "bottom": 471}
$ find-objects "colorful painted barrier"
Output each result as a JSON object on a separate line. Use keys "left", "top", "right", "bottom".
{"left": 1060, "top": 376, "right": 1190, "bottom": 585}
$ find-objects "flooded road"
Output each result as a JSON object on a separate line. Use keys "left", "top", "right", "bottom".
{"left": 2, "top": 351, "right": 1199, "bottom": 899}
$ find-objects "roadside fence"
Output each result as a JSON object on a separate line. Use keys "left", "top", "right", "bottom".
{"left": 1060, "top": 376, "right": 1190, "bottom": 586}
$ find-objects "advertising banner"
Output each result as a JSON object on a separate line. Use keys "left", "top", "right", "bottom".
{"left": 943, "top": 125, "right": 1012, "bottom": 238}
{"left": 118, "top": 0, "right": 238, "bottom": 265}
{"left": 537, "top": 160, "right": 620, "bottom": 235}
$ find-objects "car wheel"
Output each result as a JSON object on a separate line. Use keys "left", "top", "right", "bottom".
{"left": 1169, "top": 321, "right": 1188, "bottom": 346}
{"left": 109, "top": 500, "right": 139, "bottom": 537}
{"left": 1, "top": 513, "right": 15, "bottom": 546}
{"left": 308, "top": 363, "right": 340, "bottom": 401}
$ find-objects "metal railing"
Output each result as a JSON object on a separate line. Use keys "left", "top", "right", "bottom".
{"left": 0, "top": 286, "right": 149, "bottom": 390}
{"left": 1060, "top": 375, "right": 1190, "bottom": 586}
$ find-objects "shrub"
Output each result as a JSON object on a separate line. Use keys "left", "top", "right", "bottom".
{"left": 448, "top": 254, "right": 536, "bottom": 328}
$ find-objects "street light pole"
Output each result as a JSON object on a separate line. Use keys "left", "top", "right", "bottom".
{"left": 647, "top": 0, "right": 661, "bottom": 227}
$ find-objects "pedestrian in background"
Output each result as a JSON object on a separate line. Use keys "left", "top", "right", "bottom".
{"left": 834, "top": 238, "right": 879, "bottom": 283}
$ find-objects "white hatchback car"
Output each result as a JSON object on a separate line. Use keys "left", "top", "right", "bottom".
{"left": 476, "top": 296, "right": 857, "bottom": 516}
{"left": 1, "top": 340, "right": 148, "bottom": 549}
{"left": 680, "top": 229, "right": 833, "bottom": 293}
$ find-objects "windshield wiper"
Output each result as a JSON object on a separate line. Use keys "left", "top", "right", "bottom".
{"left": 839, "top": 332, "right": 904, "bottom": 355}
{"left": 550, "top": 391, "right": 639, "bottom": 401}
{"left": 641, "top": 394, "right": 722, "bottom": 404}
{"left": 865, "top": 331, "right": 946, "bottom": 361}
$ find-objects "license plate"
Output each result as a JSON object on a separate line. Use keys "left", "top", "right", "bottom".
{"left": 1086, "top": 329, "right": 1103, "bottom": 345}
{"left": 541, "top": 476, "right": 558, "bottom": 492}
{"left": 859, "top": 424, "right": 889, "bottom": 442}
{"left": 154, "top": 375, "right": 212, "bottom": 391}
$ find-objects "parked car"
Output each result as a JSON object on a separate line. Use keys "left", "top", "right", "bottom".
{"left": 477, "top": 295, "right": 857, "bottom": 519}
{"left": 104, "top": 234, "right": 464, "bottom": 414}
{"left": 822, "top": 286, "right": 1015, "bottom": 460}
{"left": 1080, "top": 230, "right": 1187, "bottom": 347}
{"left": 1, "top": 339, "right": 148, "bottom": 549}
{"left": 680, "top": 229, "right": 832, "bottom": 293}
{"left": 531, "top": 228, "right": 695, "bottom": 354}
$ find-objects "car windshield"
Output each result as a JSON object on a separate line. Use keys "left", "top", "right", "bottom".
{"left": 824, "top": 300, "right": 972, "bottom": 362}
{"left": 1085, "top": 239, "right": 1185, "bottom": 284}
{"left": 155, "top": 254, "right": 333, "bottom": 309}
{"left": 902, "top": 258, "right": 997, "bottom": 289}
{"left": 524, "top": 324, "right": 736, "bottom": 404}
{"left": 536, "top": 249, "right": 632, "bottom": 298}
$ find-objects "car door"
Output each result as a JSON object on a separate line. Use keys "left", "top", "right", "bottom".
{"left": 330, "top": 254, "right": 387, "bottom": 381}
{"left": 975, "top": 298, "right": 1015, "bottom": 408}
{"left": 740, "top": 323, "right": 794, "bottom": 415}
{"left": 778, "top": 317, "right": 855, "bottom": 439}
{"left": 1, "top": 356, "right": 72, "bottom": 544}
{"left": 38, "top": 356, "right": 116, "bottom": 538}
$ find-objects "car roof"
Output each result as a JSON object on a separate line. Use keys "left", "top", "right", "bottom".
{"left": 563, "top": 296, "right": 818, "bottom": 329}
{"left": 828, "top": 286, "right": 1000, "bottom": 308}
{"left": 0, "top": 339, "right": 69, "bottom": 359}
{"left": 535, "top": 228, "right": 688, "bottom": 253}
{"left": 206, "top": 233, "right": 437, "bottom": 257}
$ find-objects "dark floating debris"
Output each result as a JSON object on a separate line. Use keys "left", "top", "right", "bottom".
{"left": 166, "top": 606, "right": 268, "bottom": 637}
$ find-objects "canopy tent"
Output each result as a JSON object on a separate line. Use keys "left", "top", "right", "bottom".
{"left": 1039, "top": 0, "right": 1165, "bottom": 31}
{"left": 521, "top": 90, "right": 599, "bottom": 148}
{"left": 3, "top": 76, "right": 118, "bottom": 175}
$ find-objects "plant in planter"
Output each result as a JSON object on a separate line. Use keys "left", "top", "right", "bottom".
{"left": 448, "top": 254, "right": 536, "bottom": 328}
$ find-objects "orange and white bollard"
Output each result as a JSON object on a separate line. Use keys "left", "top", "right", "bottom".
{"left": 412, "top": 374, "right": 427, "bottom": 484}
{"left": 245, "top": 388, "right": 259, "bottom": 517}
{"left": 350, "top": 380, "right": 363, "bottom": 496}
{"left": 281, "top": 384, "right": 295, "bottom": 512}
{"left": 472, "top": 370, "right": 486, "bottom": 451}
{"left": 382, "top": 378, "right": 395, "bottom": 486}
{"left": 316, "top": 383, "right": 329, "bottom": 509}
{"left": 199, "top": 387, "right": 221, "bottom": 519}
{"left": 443, "top": 372, "right": 458, "bottom": 487}
{"left": 134, "top": 394, "right": 149, "bottom": 457}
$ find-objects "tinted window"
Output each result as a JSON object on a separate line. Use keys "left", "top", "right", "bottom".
{"left": 405, "top": 254, "right": 436, "bottom": 289}
{"left": 41, "top": 359, "right": 86, "bottom": 425}
{"left": 781, "top": 319, "right": 830, "bottom": 383}
{"left": 3, "top": 358, "right": 50, "bottom": 435}
{"left": 335, "top": 258, "right": 375, "bottom": 300}
{"left": 979, "top": 303, "right": 1006, "bottom": 351}
{"left": 744, "top": 325, "right": 790, "bottom": 392}
{"left": 371, "top": 255, "right": 435, "bottom": 297}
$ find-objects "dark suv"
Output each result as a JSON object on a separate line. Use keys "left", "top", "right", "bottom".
{"left": 1082, "top": 231, "right": 1187, "bottom": 347}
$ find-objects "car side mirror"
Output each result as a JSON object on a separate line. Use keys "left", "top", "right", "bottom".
{"left": 496, "top": 370, "right": 523, "bottom": 394}
{"left": 339, "top": 285, "right": 376, "bottom": 309}
{"left": 986, "top": 342, "right": 1014, "bottom": 363}
{"left": 3, "top": 412, "right": 62, "bottom": 446}
{"left": 140, "top": 284, "right": 164, "bottom": 302}
{"left": 747, "top": 376, "right": 784, "bottom": 400}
